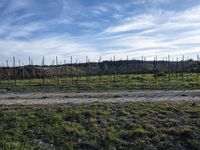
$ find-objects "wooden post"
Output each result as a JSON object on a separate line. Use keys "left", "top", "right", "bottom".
{"left": 176, "top": 57, "right": 178, "bottom": 80}
{"left": 154, "top": 56, "right": 157, "bottom": 84}
{"left": 197, "top": 55, "right": 199, "bottom": 82}
{"left": 18, "top": 59, "right": 21, "bottom": 85}
{"left": 86, "top": 56, "right": 88, "bottom": 82}
{"left": 141, "top": 56, "right": 144, "bottom": 83}
{"left": 6, "top": 60, "right": 9, "bottom": 84}
{"left": 98, "top": 56, "right": 102, "bottom": 83}
{"left": 22, "top": 62, "right": 25, "bottom": 83}
{"left": 29, "top": 56, "right": 31, "bottom": 85}
{"left": 75, "top": 59, "right": 80, "bottom": 92}
{"left": 0, "top": 64, "right": 1, "bottom": 86}
{"left": 87, "top": 56, "right": 90, "bottom": 83}
{"left": 172, "top": 58, "right": 174, "bottom": 78}
{"left": 127, "top": 56, "right": 129, "bottom": 82}
{"left": 187, "top": 57, "right": 189, "bottom": 81}
{"left": 13, "top": 57, "right": 17, "bottom": 86}
{"left": 113, "top": 55, "right": 116, "bottom": 83}
{"left": 75, "top": 59, "right": 78, "bottom": 80}
{"left": 168, "top": 55, "right": 171, "bottom": 82}
{"left": 144, "top": 57, "right": 146, "bottom": 85}
{"left": 56, "top": 56, "right": 59, "bottom": 85}
{"left": 98, "top": 57, "right": 102, "bottom": 89}
{"left": 182, "top": 55, "right": 184, "bottom": 82}
{"left": 64, "top": 59, "right": 67, "bottom": 82}
{"left": 70, "top": 56, "right": 73, "bottom": 84}
{"left": 42, "top": 56, "right": 45, "bottom": 84}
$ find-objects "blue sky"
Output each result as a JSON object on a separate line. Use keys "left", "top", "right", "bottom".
{"left": 0, "top": 0, "right": 200, "bottom": 64}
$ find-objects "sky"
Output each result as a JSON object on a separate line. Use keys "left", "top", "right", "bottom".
{"left": 0, "top": 0, "right": 200, "bottom": 65}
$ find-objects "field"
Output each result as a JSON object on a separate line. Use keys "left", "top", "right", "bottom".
{"left": 0, "top": 58, "right": 199, "bottom": 92}
{"left": 1, "top": 0, "right": 200, "bottom": 149}
{"left": 0, "top": 60, "right": 200, "bottom": 150}
{"left": 0, "top": 73, "right": 200, "bottom": 92}
{"left": 0, "top": 102, "right": 200, "bottom": 149}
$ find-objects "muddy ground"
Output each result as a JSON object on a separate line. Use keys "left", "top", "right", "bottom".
{"left": 0, "top": 90, "right": 200, "bottom": 105}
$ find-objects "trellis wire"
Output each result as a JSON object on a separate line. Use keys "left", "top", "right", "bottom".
{"left": 0, "top": 55, "right": 199, "bottom": 90}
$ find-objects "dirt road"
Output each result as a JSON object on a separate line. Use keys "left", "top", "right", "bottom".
{"left": 0, "top": 90, "right": 200, "bottom": 105}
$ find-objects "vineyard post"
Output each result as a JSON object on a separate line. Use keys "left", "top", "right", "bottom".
{"left": 75, "top": 59, "right": 78, "bottom": 80}
{"left": 182, "top": 55, "right": 184, "bottom": 82}
{"left": 42, "top": 56, "right": 45, "bottom": 84}
{"left": 144, "top": 57, "right": 146, "bottom": 86}
{"left": 165, "top": 57, "right": 167, "bottom": 83}
{"left": 18, "top": 59, "right": 21, "bottom": 85}
{"left": 86, "top": 56, "right": 88, "bottom": 82}
{"left": 139, "top": 57, "right": 142, "bottom": 83}
{"left": 116, "top": 56, "right": 119, "bottom": 83}
{"left": 64, "top": 59, "right": 67, "bottom": 82}
{"left": 168, "top": 55, "right": 171, "bottom": 82}
{"left": 127, "top": 56, "right": 129, "bottom": 82}
{"left": 172, "top": 58, "right": 174, "bottom": 78}
{"left": 75, "top": 59, "right": 80, "bottom": 92}
{"left": 109, "top": 57, "right": 112, "bottom": 82}
{"left": 22, "top": 62, "right": 25, "bottom": 85}
{"left": 113, "top": 56, "right": 116, "bottom": 83}
{"left": 154, "top": 56, "right": 157, "bottom": 84}
{"left": 131, "top": 57, "right": 134, "bottom": 81}
{"left": 99, "top": 57, "right": 102, "bottom": 81}
{"left": 56, "top": 56, "right": 59, "bottom": 85}
{"left": 0, "top": 64, "right": 1, "bottom": 86}
{"left": 6, "top": 60, "right": 9, "bottom": 84}
{"left": 198, "top": 54, "right": 200, "bottom": 82}
{"left": 156, "top": 56, "right": 158, "bottom": 84}
{"left": 98, "top": 57, "right": 102, "bottom": 88}
{"left": 70, "top": 56, "right": 73, "bottom": 84}
{"left": 197, "top": 54, "right": 199, "bottom": 82}
{"left": 50, "top": 60, "right": 52, "bottom": 84}
{"left": 88, "top": 56, "right": 90, "bottom": 83}
{"left": 141, "top": 56, "right": 144, "bottom": 87}
{"left": 186, "top": 57, "right": 189, "bottom": 81}
{"left": 52, "top": 61, "right": 53, "bottom": 82}
{"left": 176, "top": 57, "right": 178, "bottom": 80}
{"left": 28, "top": 56, "right": 31, "bottom": 85}
{"left": 162, "top": 57, "right": 164, "bottom": 73}
{"left": 13, "top": 57, "right": 16, "bottom": 86}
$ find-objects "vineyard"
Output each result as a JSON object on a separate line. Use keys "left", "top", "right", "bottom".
{"left": 0, "top": 56, "right": 200, "bottom": 91}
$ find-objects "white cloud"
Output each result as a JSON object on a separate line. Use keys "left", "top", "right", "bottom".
{"left": 93, "top": 6, "right": 109, "bottom": 15}
{"left": 95, "top": 4, "right": 200, "bottom": 60}
{"left": 0, "top": 0, "right": 200, "bottom": 63}
{"left": 0, "top": 34, "right": 102, "bottom": 65}
{"left": 105, "top": 15, "right": 155, "bottom": 33}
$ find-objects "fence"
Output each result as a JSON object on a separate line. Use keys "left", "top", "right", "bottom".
{"left": 0, "top": 55, "right": 199, "bottom": 91}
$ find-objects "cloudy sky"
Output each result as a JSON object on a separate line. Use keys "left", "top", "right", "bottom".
{"left": 0, "top": 0, "right": 200, "bottom": 65}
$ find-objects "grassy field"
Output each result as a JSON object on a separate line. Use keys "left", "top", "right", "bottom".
{"left": 0, "top": 73, "right": 200, "bottom": 92}
{"left": 0, "top": 102, "right": 200, "bottom": 149}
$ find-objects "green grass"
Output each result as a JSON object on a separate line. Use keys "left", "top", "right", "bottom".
{"left": 0, "top": 73, "right": 200, "bottom": 92}
{"left": 0, "top": 102, "right": 200, "bottom": 149}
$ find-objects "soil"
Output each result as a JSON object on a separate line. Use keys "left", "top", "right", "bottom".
{"left": 0, "top": 90, "right": 200, "bottom": 105}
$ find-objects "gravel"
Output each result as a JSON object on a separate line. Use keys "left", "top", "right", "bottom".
{"left": 0, "top": 90, "right": 200, "bottom": 105}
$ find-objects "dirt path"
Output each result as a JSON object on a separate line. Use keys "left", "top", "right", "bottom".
{"left": 0, "top": 90, "right": 200, "bottom": 105}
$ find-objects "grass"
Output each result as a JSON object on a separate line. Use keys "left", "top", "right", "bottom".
{"left": 0, "top": 102, "right": 200, "bottom": 149}
{"left": 0, "top": 73, "right": 200, "bottom": 92}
